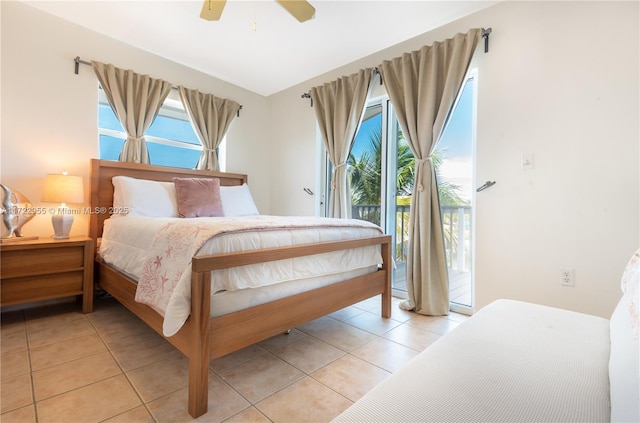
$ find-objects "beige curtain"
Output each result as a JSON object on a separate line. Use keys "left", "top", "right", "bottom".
{"left": 92, "top": 61, "right": 172, "bottom": 164}
{"left": 310, "top": 69, "right": 374, "bottom": 218}
{"left": 379, "top": 29, "right": 481, "bottom": 315}
{"left": 178, "top": 87, "right": 240, "bottom": 171}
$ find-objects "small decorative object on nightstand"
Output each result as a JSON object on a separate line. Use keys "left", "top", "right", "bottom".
{"left": 0, "top": 236, "right": 94, "bottom": 313}
{"left": 42, "top": 172, "right": 85, "bottom": 239}
{"left": 0, "top": 184, "right": 37, "bottom": 242}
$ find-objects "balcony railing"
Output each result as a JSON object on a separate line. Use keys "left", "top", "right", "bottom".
{"left": 352, "top": 204, "right": 471, "bottom": 273}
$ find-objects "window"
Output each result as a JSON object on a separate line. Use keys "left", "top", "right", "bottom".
{"left": 98, "top": 89, "right": 225, "bottom": 170}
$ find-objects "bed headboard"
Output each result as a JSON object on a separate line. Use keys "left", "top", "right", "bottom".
{"left": 89, "top": 159, "right": 248, "bottom": 241}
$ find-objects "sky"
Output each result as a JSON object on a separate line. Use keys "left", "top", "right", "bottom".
{"left": 436, "top": 78, "right": 475, "bottom": 200}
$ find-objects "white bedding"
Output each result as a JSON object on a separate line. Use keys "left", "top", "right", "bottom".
{"left": 99, "top": 215, "right": 383, "bottom": 336}
{"left": 334, "top": 299, "right": 612, "bottom": 423}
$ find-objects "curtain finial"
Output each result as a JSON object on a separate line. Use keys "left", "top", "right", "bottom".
{"left": 302, "top": 92, "right": 313, "bottom": 107}
{"left": 73, "top": 56, "right": 91, "bottom": 75}
{"left": 482, "top": 28, "right": 492, "bottom": 53}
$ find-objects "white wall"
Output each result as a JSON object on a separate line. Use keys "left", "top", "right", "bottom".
{"left": 268, "top": 0, "right": 639, "bottom": 318}
{"left": 0, "top": 1, "right": 272, "bottom": 237}
{"left": 473, "top": 1, "right": 638, "bottom": 319}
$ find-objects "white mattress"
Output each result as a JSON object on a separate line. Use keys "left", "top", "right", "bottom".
{"left": 99, "top": 215, "right": 382, "bottom": 328}
{"left": 334, "top": 299, "right": 611, "bottom": 423}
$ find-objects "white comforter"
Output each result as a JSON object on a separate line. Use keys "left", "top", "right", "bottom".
{"left": 99, "top": 215, "right": 383, "bottom": 336}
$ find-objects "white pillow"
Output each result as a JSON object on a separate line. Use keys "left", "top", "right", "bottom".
{"left": 609, "top": 248, "right": 640, "bottom": 423}
{"left": 112, "top": 176, "right": 178, "bottom": 218}
{"left": 219, "top": 183, "right": 259, "bottom": 217}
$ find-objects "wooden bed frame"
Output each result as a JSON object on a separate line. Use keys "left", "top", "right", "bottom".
{"left": 89, "top": 159, "right": 392, "bottom": 417}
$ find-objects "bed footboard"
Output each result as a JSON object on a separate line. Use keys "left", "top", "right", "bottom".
{"left": 184, "top": 234, "right": 392, "bottom": 417}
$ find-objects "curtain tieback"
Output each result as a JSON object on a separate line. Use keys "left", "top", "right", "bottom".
{"left": 126, "top": 135, "right": 146, "bottom": 147}
{"left": 415, "top": 157, "right": 431, "bottom": 192}
{"left": 126, "top": 136, "right": 146, "bottom": 163}
{"left": 203, "top": 147, "right": 216, "bottom": 153}
{"left": 127, "top": 135, "right": 145, "bottom": 141}
{"left": 330, "top": 162, "right": 347, "bottom": 190}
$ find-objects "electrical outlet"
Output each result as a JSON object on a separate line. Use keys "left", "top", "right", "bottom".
{"left": 560, "top": 268, "right": 575, "bottom": 287}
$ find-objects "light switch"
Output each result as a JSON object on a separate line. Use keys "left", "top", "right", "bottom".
{"left": 521, "top": 153, "right": 534, "bottom": 169}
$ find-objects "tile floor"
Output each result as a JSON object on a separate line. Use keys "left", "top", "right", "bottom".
{"left": 1, "top": 295, "right": 467, "bottom": 423}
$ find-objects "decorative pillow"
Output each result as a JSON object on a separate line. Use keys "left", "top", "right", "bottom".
{"left": 219, "top": 183, "right": 259, "bottom": 217}
{"left": 112, "top": 176, "right": 178, "bottom": 217}
{"left": 609, "top": 248, "right": 640, "bottom": 423}
{"left": 173, "top": 177, "right": 224, "bottom": 218}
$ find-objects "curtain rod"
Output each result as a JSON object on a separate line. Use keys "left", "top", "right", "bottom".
{"left": 300, "top": 27, "right": 492, "bottom": 104}
{"left": 301, "top": 68, "right": 380, "bottom": 107}
{"left": 73, "top": 56, "right": 243, "bottom": 117}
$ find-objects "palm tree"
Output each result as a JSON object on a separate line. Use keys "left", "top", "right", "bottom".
{"left": 348, "top": 124, "right": 467, "bottom": 206}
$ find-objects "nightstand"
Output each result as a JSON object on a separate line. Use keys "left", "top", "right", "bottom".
{"left": 0, "top": 236, "right": 94, "bottom": 313}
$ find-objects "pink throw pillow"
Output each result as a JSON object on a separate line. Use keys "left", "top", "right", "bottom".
{"left": 173, "top": 177, "right": 224, "bottom": 218}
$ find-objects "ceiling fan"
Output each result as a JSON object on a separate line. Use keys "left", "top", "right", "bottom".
{"left": 200, "top": 0, "right": 315, "bottom": 23}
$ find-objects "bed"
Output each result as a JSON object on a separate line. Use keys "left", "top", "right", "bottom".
{"left": 334, "top": 250, "right": 640, "bottom": 423}
{"left": 88, "top": 159, "right": 392, "bottom": 418}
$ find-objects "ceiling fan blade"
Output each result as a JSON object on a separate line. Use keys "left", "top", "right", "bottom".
{"left": 200, "top": 0, "right": 226, "bottom": 21}
{"left": 276, "top": 0, "right": 315, "bottom": 22}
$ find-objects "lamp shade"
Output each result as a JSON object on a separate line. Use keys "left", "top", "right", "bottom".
{"left": 42, "top": 173, "right": 84, "bottom": 204}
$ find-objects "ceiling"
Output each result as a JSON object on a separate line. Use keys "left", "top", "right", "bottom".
{"left": 23, "top": 0, "right": 497, "bottom": 96}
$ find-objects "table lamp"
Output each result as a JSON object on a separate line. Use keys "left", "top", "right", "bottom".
{"left": 42, "top": 172, "right": 84, "bottom": 239}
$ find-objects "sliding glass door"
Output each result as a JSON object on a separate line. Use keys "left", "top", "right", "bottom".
{"left": 348, "top": 99, "right": 413, "bottom": 296}
{"left": 434, "top": 72, "right": 477, "bottom": 313}
{"left": 332, "top": 72, "right": 476, "bottom": 311}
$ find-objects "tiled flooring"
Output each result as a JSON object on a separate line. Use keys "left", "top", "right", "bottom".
{"left": 1, "top": 295, "right": 467, "bottom": 423}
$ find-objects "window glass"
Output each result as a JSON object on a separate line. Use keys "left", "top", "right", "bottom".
{"left": 97, "top": 90, "right": 221, "bottom": 170}
{"left": 434, "top": 74, "right": 476, "bottom": 310}
{"left": 334, "top": 98, "right": 414, "bottom": 295}
{"left": 98, "top": 134, "right": 125, "bottom": 161}
{"left": 145, "top": 111, "right": 200, "bottom": 146}
{"left": 147, "top": 143, "right": 201, "bottom": 168}
{"left": 349, "top": 104, "right": 383, "bottom": 225}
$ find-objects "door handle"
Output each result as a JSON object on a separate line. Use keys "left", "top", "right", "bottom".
{"left": 476, "top": 181, "right": 496, "bottom": 192}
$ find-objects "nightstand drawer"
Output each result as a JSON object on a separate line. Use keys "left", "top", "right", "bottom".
{"left": 0, "top": 246, "right": 84, "bottom": 278}
{"left": 0, "top": 236, "right": 94, "bottom": 313}
{"left": 1, "top": 271, "right": 84, "bottom": 306}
